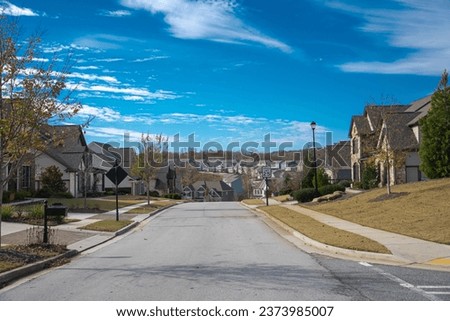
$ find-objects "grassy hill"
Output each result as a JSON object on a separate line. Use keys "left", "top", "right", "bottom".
{"left": 305, "top": 178, "right": 450, "bottom": 244}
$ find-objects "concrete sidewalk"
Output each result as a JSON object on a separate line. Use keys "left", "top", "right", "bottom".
{"left": 0, "top": 201, "right": 154, "bottom": 252}
{"left": 0, "top": 201, "right": 179, "bottom": 287}
{"left": 279, "top": 204, "right": 450, "bottom": 270}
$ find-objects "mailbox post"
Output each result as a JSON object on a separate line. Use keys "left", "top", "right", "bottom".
{"left": 43, "top": 201, "right": 68, "bottom": 244}
{"left": 43, "top": 200, "right": 49, "bottom": 244}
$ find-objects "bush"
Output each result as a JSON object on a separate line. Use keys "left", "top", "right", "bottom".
{"left": 338, "top": 180, "right": 351, "bottom": 188}
{"left": 318, "top": 184, "right": 345, "bottom": 196}
{"left": 0, "top": 205, "right": 15, "bottom": 220}
{"left": 51, "top": 191, "right": 73, "bottom": 199}
{"left": 164, "top": 193, "right": 181, "bottom": 200}
{"left": 362, "top": 166, "right": 378, "bottom": 190}
{"left": 352, "top": 182, "right": 363, "bottom": 189}
{"left": 293, "top": 188, "right": 320, "bottom": 203}
{"left": 14, "top": 190, "right": 31, "bottom": 201}
{"left": 35, "top": 189, "right": 73, "bottom": 198}
{"left": 279, "top": 188, "right": 292, "bottom": 196}
{"left": 40, "top": 165, "right": 68, "bottom": 195}
{"left": 27, "top": 204, "right": 44, "bottom": 220}
{"left": 34, "top": 188, "right": 52, "bottom": 198}
{"left": 2, "top": 191, "right": 12, "bottom": 203}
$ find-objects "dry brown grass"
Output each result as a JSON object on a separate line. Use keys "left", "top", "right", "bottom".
{"left": 242, "top": 199, "right": 265, "bottom": 205}
{"left": 273, "top": 195, "right": 291, "bottom": 202}
{"left": 305, "top": 178, "right": 450, "bottom": 244}
{"left": 261, "top": 206, "right": 390, "bottom": 254}
{"left": 81, "top": 220, "right": 132, "bottom": 232}
{"left": 124, "top": 200, "right": 180, "bottom": 214}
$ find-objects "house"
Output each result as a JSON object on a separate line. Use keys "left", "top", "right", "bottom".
{"left": 131, "top": 163, "right": 179, "bottom": 196}
{"left": 183, "top": 180, "right": 235, "bottom": 201}
{"left": 324, "top": 141, "right": 352, "bottom": 183}
{"left": 349, "top": 104, "right": 409, "bottom": 182}
{"left": 88, "top": 142, "right": 137, "bottom": 193}
{"left": 221, "top": 174, "right": 244, "bottom": 200}
{"left": 34, "top": 125, "right": 88, "bottom": 197}
{"left": 349, "top": 95, "right": 431, "bottom": 186}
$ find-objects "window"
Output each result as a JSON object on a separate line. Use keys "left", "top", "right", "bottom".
{"left": 352, "top": 138, "right": 359, "bottom": 154}
{"left": 21, "top": 166, "right": 31, "bottom": 189}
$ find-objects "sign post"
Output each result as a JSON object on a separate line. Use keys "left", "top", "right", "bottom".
{"left": 106, "top": 161, "right": 128, "bottom": 221}
{"left": 262, "top": 166, "right": 272, "bottom": 206}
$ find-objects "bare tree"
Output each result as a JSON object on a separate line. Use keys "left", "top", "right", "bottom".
{"left": 131, "top": 134, "right": 168, "bottom": 205}
{"left": 0, "top": 16, "right": 80, "bottom": 246}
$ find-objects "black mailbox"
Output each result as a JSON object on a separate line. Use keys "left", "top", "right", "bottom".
{"left": 46, "top": 204, "right": 68, "bottom": 217}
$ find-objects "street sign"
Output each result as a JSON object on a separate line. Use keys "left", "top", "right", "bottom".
{"left": 106, "top": 165, "right": 128, "bottom": 185}
{"left": 262, "top": 166, "right": 272, "bottom": 179}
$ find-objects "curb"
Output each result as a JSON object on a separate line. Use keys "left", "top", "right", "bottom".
{"left": 240, "top": 202, "right": 410, "bottom": 266}
{"left": 0, "top": 249, "right": 77, "bottom": 289}
{"left": 72, "top": 202, "right": 180, "bottom": 254}
{"left": 0, "top": 202, "right": 179, "bottom": 289}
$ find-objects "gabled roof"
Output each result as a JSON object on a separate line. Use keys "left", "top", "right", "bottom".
{"left": 88, "top": 142, "right": 135, "bottom": 168}
{"left": 383, "top": 112, "right": 421, "bottom": 150}
{"left": 349, "top": 105, "right": 409, "bottom": 138}
{"left": 43, "top": 125, "right": 87, "bottom": 172}
{"left": 349, "top": 115, "right": 371, "bottom": 137}
{"left": 190, "top": 180, "right": 234, "bottom": 193}
{"left": 405, "top": 95, "right": 432, "bottom": 126}
{"left": 365, "top": 105, "right": 408, "bottom": 131}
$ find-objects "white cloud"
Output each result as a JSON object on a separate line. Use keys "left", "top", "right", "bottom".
{"left": 95, "top": 58, "right": 125, "bottom": 63}
{"left": 120, "top": 0, "right": 292, "bottom": 53}
{"left": 77, "top": 105, "right": 123, "bottom": 122}
{"left": 69, "top": 72, "right": 120, "bottom": 84}
{"left": 123, "top": 95, "right": 146, "bottom": 101}
{"left": 86, "top": 126, "right": 143, "bottom": 141}
{"left": 133, "top": 56, "right": 169, "bottom": 62}
{"left": 74, "top": 66, "right": 100, "bottom": 71}
{"left": 328, "top": 0, "right": 450, "bottom": 75}
{"left": 79, "top": 107, "right": 332, "bottom": 149}
{"left": 99, "top": 10, "right": 132, "bottom": 17}
{"left": 0, "top": 1, "right": 38, "bottom": 16}
{"left": 74, "top": 34, "right": 141, "bottom": 50}
{"left": 69, "top": 81, "right": 180, "bottom": 102}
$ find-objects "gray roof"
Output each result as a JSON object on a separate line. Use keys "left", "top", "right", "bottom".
{"left": 88, "top": 142, "right": 136, "bottom": 168}
{"left": 365, "top": 105, "right": 408, "bottom": 131}
{"left": 384, "top": 112, "right": 421, "bottom": 150}
{"left": 350, "top": 115, "right": 371, "bottom": 136}
{"left": 44, "top": 125, "right": 87, "bottom": 172}
{"left": 405, "top": 95, "right": 432, "bottom": 126}
{"left": 350, "top": 105, "right": 409, "bottom": 137}
{"left": 190, "top": 180, "right": 234, "bottom": 193}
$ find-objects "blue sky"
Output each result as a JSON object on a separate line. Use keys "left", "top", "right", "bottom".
{"left": 3, "top": 0, "right": 449, "bottom": 150}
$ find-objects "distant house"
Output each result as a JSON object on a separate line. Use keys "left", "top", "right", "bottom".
{"left": 131, "top": 163, "right": 179, "bottom": 197}
{"left": 88, "top": 142, "right": 137, "bottom": 193}
{"left": 183, "top": 180, "right": 234, "bottom": 202}
{"left": 324, "top": 141, "right": 351, "bottom": 183}
{"left": 222, "top": 174, "right": 244, "bottom": 200}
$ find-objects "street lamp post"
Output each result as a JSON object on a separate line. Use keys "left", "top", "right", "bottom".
{"left": 310, "top": 121, "right": 319, "bottom": 193}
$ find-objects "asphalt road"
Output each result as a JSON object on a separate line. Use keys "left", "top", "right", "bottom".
{"left": 0, "top": 202, "right": 449, "bottom": 300}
